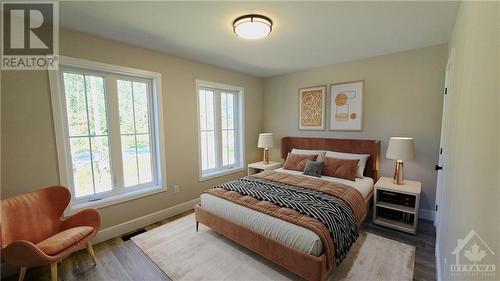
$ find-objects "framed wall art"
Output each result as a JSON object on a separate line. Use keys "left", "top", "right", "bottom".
{"left": 298, "top": 85, "right": 326, "bottom": 130}
{"left": 330, "top": 80, "right": 364, "bottom": 131}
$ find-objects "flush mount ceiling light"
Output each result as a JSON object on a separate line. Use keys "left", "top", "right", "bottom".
{"left": 233, "top": 14, "right": 273, "bottom": 40}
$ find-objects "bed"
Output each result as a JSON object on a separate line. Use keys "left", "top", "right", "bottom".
{"left": 195, "top": 137, "right": 380, "bottom": 281}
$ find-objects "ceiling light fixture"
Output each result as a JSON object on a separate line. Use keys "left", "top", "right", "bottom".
{"left": 233, "top": 14, "right": 273, "bottom": 40}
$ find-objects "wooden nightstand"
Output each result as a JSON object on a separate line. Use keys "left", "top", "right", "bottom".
{"left": 247, "top": 161, "right": 281, "bottom": 176}
{"left": 373, "top": 177, "right": 421, "bottom": 234}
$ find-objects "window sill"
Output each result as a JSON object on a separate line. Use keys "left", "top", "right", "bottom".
{"left": 65, "top": 185, "right": 167, "bottom": 216}
{"left": 200, "top": 166, "right": 245, "bottom": 182}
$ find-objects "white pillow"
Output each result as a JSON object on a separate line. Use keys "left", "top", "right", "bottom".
{"left": 291, "top": 149, "right": 326, "bottom": 158}
{"left": 325, "top": 151, "right": 370, "bottom": 178}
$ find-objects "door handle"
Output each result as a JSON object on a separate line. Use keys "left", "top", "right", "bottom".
{"left": 435, "top": 165, "right": 443, "bottom": 171}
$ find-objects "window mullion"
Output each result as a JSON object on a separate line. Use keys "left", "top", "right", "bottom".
{"left": 105, "top": 74, "right": 125, "bottom": 190}
{"left": 233, "top": 93, "right": 239, "bottom": 166}
{"left": 130, "top": 81, "right": 141, "bottom": 184}
{"left": 82, "top": 75, "right": 97, "bottom": 195}
{"left": 59, "top": 71, "right": 78, "bottom": 199}
{"left": 223, "top": 92, "right": 228, "bottom": 166}
{"left": 214, "top": 90, "right": 223, "bottom": 168}
{"left": 146, "top": 81, "right": 158, "bottom": 186}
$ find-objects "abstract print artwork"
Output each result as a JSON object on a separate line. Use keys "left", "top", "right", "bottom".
{"left": 299, "top": 86, "right": 326, "bottom": 130}
{"left": 330, "top": 81, "right": 364, "bottom": 131}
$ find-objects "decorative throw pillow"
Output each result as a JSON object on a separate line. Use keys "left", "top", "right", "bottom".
{"left": 303, "top": 160, "right": 324, "bottom": 177}
{"left": 283, "top": 153, "right": 318, "bottom": 171}
{"left": 322, "top": 157, "right": 359, "bottom": 181}
{"left": 325, "top": 151, "right": 370, "bottom": 178}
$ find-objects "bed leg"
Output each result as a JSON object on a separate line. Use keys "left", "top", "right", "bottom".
{"left": 196, "top": 221, "right": 199, "bottom": 232}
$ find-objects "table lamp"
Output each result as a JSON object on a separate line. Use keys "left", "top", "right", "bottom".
{"left": 258, "top": 133, "right": 273, "bottom": 164}
{"left": 386, "top": 137, "right": 415, "bottom": 185}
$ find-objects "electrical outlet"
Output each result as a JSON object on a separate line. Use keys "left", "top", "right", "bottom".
{"left": 174, "top": 185, "right": 180, "bottom": 193}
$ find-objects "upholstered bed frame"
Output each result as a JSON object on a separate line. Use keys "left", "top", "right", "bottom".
{"left": 195, "top": 137, "right": 380, "bottom": 281}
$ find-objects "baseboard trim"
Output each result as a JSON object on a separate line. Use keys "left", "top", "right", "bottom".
{"left": 1, "top": 198, "right": 200, "bottom": 279}
{"left": 419, "top": 208, "right": 435, "bottom": 222}
{"left": 93, "top": 198, "right": 200, "bottom": 244}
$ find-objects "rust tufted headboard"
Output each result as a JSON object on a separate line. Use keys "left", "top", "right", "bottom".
{"left": 281, "top": 136, "right": 381, "bottom": 181}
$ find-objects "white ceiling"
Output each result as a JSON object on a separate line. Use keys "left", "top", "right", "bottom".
{"left": 60, "top": 1, "right": 458, "bottom": 77}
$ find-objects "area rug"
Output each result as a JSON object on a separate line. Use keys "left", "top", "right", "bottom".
{"left": 132, "top": 214, "right": 415, "bottom": 281}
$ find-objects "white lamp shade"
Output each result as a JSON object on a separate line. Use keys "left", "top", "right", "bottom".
{"left": 258, "top": 133, "right": 273, "bottom": 148}
{"left": 386, "top": 137, "right": 415, "bottom": 161}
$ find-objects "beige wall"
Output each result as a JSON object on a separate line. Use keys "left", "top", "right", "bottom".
{"left": 1, "top": 29, "right": 264, "bottom": 229}
{"left": 436, "top": 2, "right": 499, "bottom": 280}
{"left": 263, "top": 45, "right": 448, "bottom": 212}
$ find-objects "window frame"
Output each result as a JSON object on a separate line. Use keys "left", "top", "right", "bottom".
{"left": 195, "top": 80, "right": 245, "bottom": 181}
{"left": 114, "top": 76, "right": 158, "bottom": 190}
{"left": 49, "top": 56, "right": 167, "bottom": 214}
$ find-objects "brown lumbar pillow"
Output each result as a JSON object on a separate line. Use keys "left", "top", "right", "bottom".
{"left": 283, "top": 153, "right": 318, "bottom": 172}
{"left": 322, "top": 157, "right": 360, "bottom": 181}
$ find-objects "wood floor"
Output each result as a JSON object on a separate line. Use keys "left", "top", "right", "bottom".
{"left": 5, "top": 209, "right": 436, "bottom": 281}
{"left": 361, "top": 212, "right": 437, "bottom": 281}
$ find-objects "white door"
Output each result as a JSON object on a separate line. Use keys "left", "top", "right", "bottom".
{"left": 434, "top": 50, "right": 454, "bottom": 255}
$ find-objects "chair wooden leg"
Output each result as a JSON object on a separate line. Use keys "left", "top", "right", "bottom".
{"left": 18, "top": 267, "right": 27, "bottom": 281}
{"left": 50, "top": 262, "right": 57, "bottom": 281}
{"left": 86, "top": 241, "right": 97, "bottom": 265}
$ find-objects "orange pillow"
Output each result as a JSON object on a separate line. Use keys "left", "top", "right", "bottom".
{"left": 322, "top": 157, "right": 359, "bottom": 181}
{"left": 283, "top": 153, "right": 318, "bottom": 171}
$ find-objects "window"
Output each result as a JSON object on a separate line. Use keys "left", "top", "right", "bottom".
{"left": 116, "top": 79, "right": 154, "bottom": 187}
{"left": 50, "top": 57, "right": 166, "bottom": 211}
{"left": 196, "top": 81, "right": 244, "bottom": 180}
{"left": 62, "top": 72, "right": 112, "bottom": 197}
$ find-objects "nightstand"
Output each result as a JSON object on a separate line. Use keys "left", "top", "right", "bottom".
{"left": 373, "top": 177, "right": 421, "bottom": 234}
{"left": 247, "top": 161, "right": 281, "bottom": 176}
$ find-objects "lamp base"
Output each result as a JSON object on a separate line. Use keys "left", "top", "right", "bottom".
{"left": 263, "top": 148, "right": 269, "bottom": 164}
{"left": 393, "top": 160, "right": 404, "bottom": 185}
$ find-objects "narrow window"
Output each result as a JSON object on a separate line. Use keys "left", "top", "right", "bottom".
{"left": 117, "top": 79, "right": 154, "bottom": 187}
{"left": 63, "top": 72, "right": 112, "bottom": 197}
{"left": 197, "top": 82, "right": 244, "bottom": 180}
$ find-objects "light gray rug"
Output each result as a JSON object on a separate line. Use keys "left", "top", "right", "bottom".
{"left": 132, "top": 214, "right": 415, "bottom": 281}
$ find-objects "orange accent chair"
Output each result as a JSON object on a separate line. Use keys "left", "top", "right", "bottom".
{"left": 1, "top": 186, "right": 100, "bottom": 281}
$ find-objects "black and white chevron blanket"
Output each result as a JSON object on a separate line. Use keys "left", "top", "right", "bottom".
{"left": 214, "top": 176, "right": 359, "bottom": 264}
